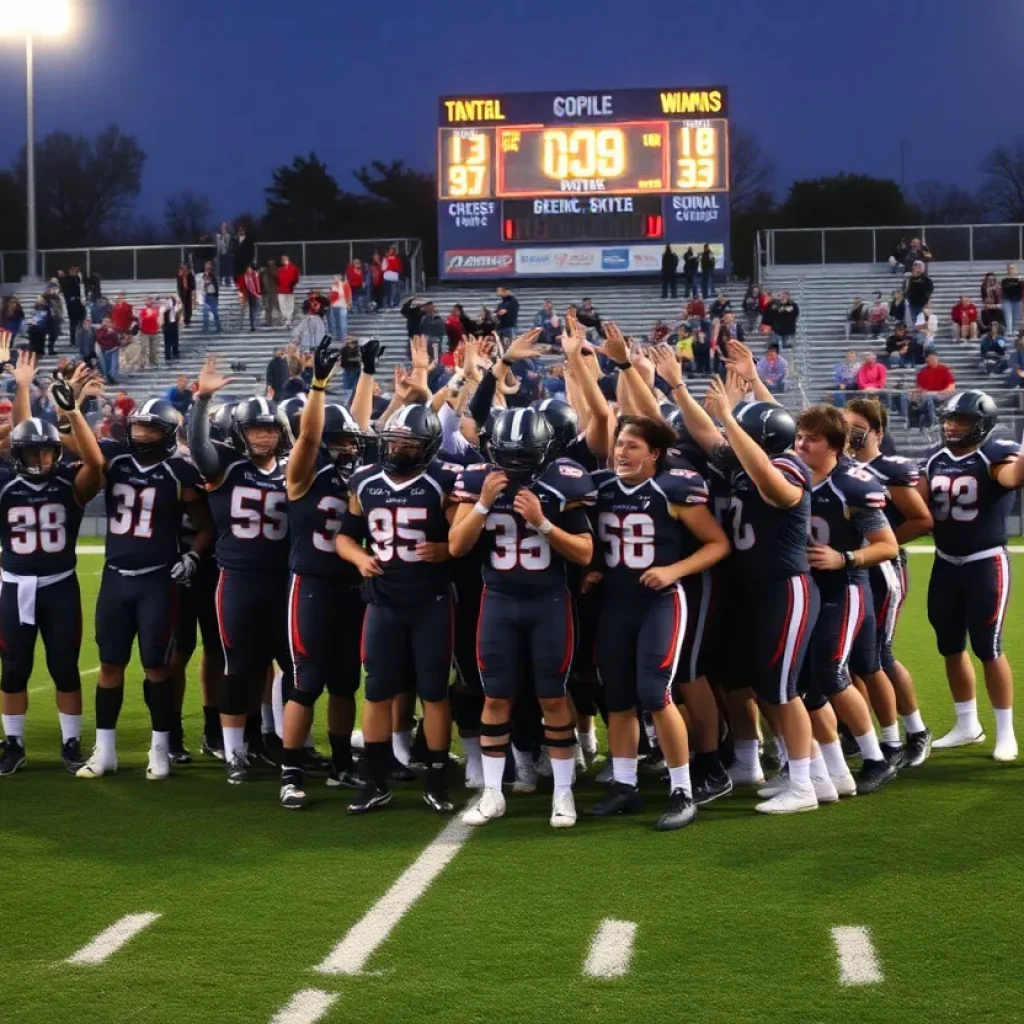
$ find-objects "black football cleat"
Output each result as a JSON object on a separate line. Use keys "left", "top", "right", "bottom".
{"left": 201, "top": 734, "right": 225, "bottom": 761}
{"left": 254, "top": 732, "right": 283, "bottom": 767}
{"left": 423, "top": 788, "right": 455, "bottom": 814}
{"left": 903, "top": 728, "right": 932, "bottom": 769}
{"left": 300, "top": 746, "right": 332, "bottom": 777}
{"left": 326, "top": 766, "right": 368, "bottom": 789}
{"left": 0, "top": 738, "right": 26, "bottom": 777}
{"left": 839, "top": 724, "right": 860, "bottom": 759}
{"left": 856, "top": 758, "right": 897, "bottom": 795}
{"left": 589, "top": 782, "right": 644, "bottom": 817}
{"left": 226, "top": 753, "right": 251, "bottom": 785}
{"left": 61, "top": 737, "right": 86, "bottom": 774}
{"left": 169, "top": 742, "right": 193, "bottom": 766}
{"left": 655, "top": 788, "right": 698, "bottom": 831}
{"left": 280, "top": 782, "right": 309, "bottom": 810}
{"left": 389, "top": 757, "right": 417, "bottom": 782}
{"left": 347, "top": 784, "right": 392, "bottom": 814}
{"left": 693, "top": 767, "right": 734, "bottom": 807}
{"left": 881, "top": 742, "right": 905, "bottom": 770}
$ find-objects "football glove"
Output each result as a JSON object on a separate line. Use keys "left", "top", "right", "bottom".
{"left": 170, "top": 551, "right": 200, "bottom": 585}
{"left": 51, "top": 376, "right": 77, "bottom": 412}
{"left": 312, "top": 334, "right": 339, "bottom": 389}
{"left": 359, "top": 337, "right": 385, "bottom": 375}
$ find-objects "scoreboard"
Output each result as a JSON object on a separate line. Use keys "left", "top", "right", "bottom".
{"left": 437, "top": 87, "right": 730, "bottom": 280}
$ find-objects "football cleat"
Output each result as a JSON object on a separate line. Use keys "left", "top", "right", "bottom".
{"left": 61, "top": 738, "right": 86, "bottom": 774}
{"left": 993, "top": 735, "right": 1019, "bottom": 762}
{"left": 594, "top": 760, "right": 615, "bottom": 784}
{"left": 933, "top": 722, "right": 985, "bottom": 749}
{"left": 76, "top": 751, "right": 117, "bottom": 779}
{"left": 881, "top": 742, "right": 905, "bottom": 770}
{"left": 550, "top": 789, "right": 577, "bottom": 829}
{"left": 254, "top": 732, "right": 283, "bottom": 767}
{"left": 535, "top": 749, "right": 553, "bottom": 778}
{"left": 280, "top": 783, "right": 309, "bottom": 810}
{"left": 903, "top": 729, "right": 932, "bottom": 768}
{"left": 423, "top": 789, "right": 455, "bottom": 814}
{"left": 756, "top": 769, "right": 790, "bottom": 800}
{"left": 347, "top": 784, "right": 392, "bottom": 814}
{"left": 856, "top": 758, "right": 897, "bottom": 795}
{"left": 512, "top": 758, "right": 537, "bottom": 794}
{"left": 146, "top": 744, "right": 171, "bottom": 781}
{"left": 350, "top": 729, "right": 365, "bottom": 751}
{"left": 831, "top": 771, "right": 858, "bottom": 797}
{"left": 462, "top": 788, "right": 506, "bottom": 826}
{"left": 655, "top": 788, "right": 697, "bottom": 831}
{"left": 389, "top": 757, "right": 417, "bottom": 782}
{"left": 588, "top": 782, "right": 643, "bottom": 817}
{"left": 201, "top": 734, "right": 225, "bottom": 761}
{"left": 755, "top": 781, "right": 818, "bottom": 814}
{"left": 693, "top": 767, "right": 734, "bottom": 807}
{"left": 301, "top": 746, "right": 333, "bottom": 777}
{"left": 168, "top": 738, "right": 192, "bottom": 765}
{"left": 812, "top": 773, "right": 839, "bottom": 805}
{"left": 326, "top": 766, "right": 367, "bottom": 789}
{"left": 0, "top": 738, "right": 26, "bottom": 777}
{"left": 728, "top": 762, "right": 766, "bottom": 786}
{"left": 226, "top": 753, "right": 251, "bottom": 786}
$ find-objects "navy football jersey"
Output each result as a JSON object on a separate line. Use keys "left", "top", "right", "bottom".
{"left": 288, "top": 454, "right": 358, "bottom": 580}
{"left": 101, "top": 440, "right": 202, "bottom": 570}
{"left": 0, "top": 462, "right": 83, "bottom": 575}
{"left": 454, "top": 458, "right": 596, "bottom": 595}
{"left": 809, "top": 463, "right": 889, "bottom": 596}
{"left": 723, "top": 453, "right": 812, "bottom": 581}
{"left": 564, "top": 433, "right": 601, "bottom": 473}
{"left": 206, "top": 443, "right": 289, "bottom": 573}
{"left": 861, "top": 453, "right": 919, "bottom": 533}
{"left": 922, "top": 438, "right": 1020, "bottom": 556}
{"left": 592, "top": 467, "right": 709, "bottom": 599}
{"left": 351, "top": 459, "right": 459, "bottom": 604}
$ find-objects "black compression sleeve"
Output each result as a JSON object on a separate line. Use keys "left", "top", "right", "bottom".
{"left": 468, "top": 368, "right": 498, "bottom": 427}
{"left": 187, "top": 395, "right": 221, "bottom": 480}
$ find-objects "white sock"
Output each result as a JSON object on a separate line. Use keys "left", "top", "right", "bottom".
{"left": 821, "top": 739, "right": 849, "bottom": 777}
{"left": 668, "top": 763, "right": 691, "bottom": 797}
{"left": 880, "top": 723, "right": 901, "bottom": 745}
{"left": 855, "top": 730, "right": 885, "bottom": 763}
{"left": 954, "top": 699, "right": 980, "bottom": 728}
{"left": 735, "top": 739, "right": 759, "bottom": 771}
{"left": 151, "top": 730, "right": 170, "bottom": 751}
{"left": 579, "top": 729, "right": 597, "bottom": 756}
{"left": 902, "top": 710, "right": 926, "bottom": 735}
{"left": 809, "top": 752, "right": 829, "bottom": 780}
{"left": 261, "top": 700, "right": 275, "bottom": 734}
{"left": 482, "top": 753, "right": 505, "bottom": 792}
{"left": 994, "top": 707, "right": 1015, "bottom": 741}
{"left": 95, "top": 727, "right": 117, "bottom": 763}
{"left": 2, "top": 714, "right": 24, "bottom": 741}
{"left": 58, "top": 712, "right": 81, "bottom": 743}
{"left": 612, "top": 756, "right": 638, "bottom": 787}
{"left": 462, "top": 736, "right": 482, "bottom": 779}
{"left": 512, "top": 744, "right": 534, "bottom": 772}
{"left": 392, "top": 730, "right": 412, "bottom": 765}
{"left": 272, "top": 672, "right": 285, "bottom": 735}
{"left": 774, "top": 735, "right": 789, "bottom": 766}
{"left": 788, "top": 756, "right": 811, "bottom": 787}
{"left": 223, "top": 725, "right": 245, "bottom": 763}
{"left": 550, "top": 754, "right": 575, "bottom": 793}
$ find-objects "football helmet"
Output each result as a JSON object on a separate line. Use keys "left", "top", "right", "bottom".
{"left": 127, "top": 398, "right": 181, "bottom": 459}
{"left": 209, "top": 401, "right": 240, "bottom": 447}
{"left": 322, "top": 404, "right": 366, "bottom": 478}
{"left": 939, "top": 390, "right": 998, "bottom": 449}
{"left": 533, "top": 398, "right": 578, "bottom": 456}
{"left": 379, "top": 403, "right": 442, "bottom": 475}
{"left": 489, "top": 406, "right": 554, "bottom": 484}
{"left": 10, "top": 418, "right": 63, "bottom": 479}
{"left": 279, "top": 394, "right": 309, "bottom": 443}
{"left": 232, "top": 397, "right": 291, "bottom": 458}
{"left": 733, "top": 400, "right": 796, "bottom": 455}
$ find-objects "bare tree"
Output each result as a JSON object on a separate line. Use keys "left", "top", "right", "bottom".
{"left": 729, "top": 126, "right": 776, "bottom": 213}
{"left": 164, "top": 190, "right": 213, "bottom": 241}
{"left": 909, "top": 180, "right": 985, "bottom": 224}
{"left": 979, "top": 139, "right": 1024, "bottom": 221}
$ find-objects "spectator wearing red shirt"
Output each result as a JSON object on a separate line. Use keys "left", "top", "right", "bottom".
{"left": 346, "top": 259, "right": 367, "bottom": 314}
{"left": 113, "top": 390, "right": 136, "bottom": 420}
{"left": 913, "top": 352, "right": 956, "bottom": 428}
{"left": 136, "top": 298, "right": 162, "bottom": 368}
{"left": 856, "top": 350, "right": 887, "bottom": 395}
{"left": 94, "top": 316, "right": 122, "bottom": 384}
{"left": 446, "top": 303, "right": 468, "bottom": 352}
{"left": 382, "top": 246, "right": 403, "bottom": 309}
{"left": 111, "top": 293, "right": 134, "bottom": 334}
{"left": 243, "top": 265, "right": 263, "bottom": 332}
{"left": 368, "top": 251, "right": 384, "bottom": 311}
{"left": 951, "top": 295, "right": 979, "bottom": 341}
{"left": 277, "top": 254, "right": 300, "bottom": 326}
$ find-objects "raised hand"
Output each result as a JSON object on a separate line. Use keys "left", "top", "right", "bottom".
{"left": 723, "top": 339, "right": 758, "bottom": 382}
{"left": 0, "top": 329, "right": 11, "bottom": 365}
{"left": 50, "top": 376, "right": 77, "bottom": 412}
{"left": 410, "top": 335, "right": 430, "bottom": 371}
{"left": 501, "top": 328, "right": 543, "bottom": 364}
{"left": 560, "top": 325, "right": 582, "bottom": 359}
{"left": 359, "top": 337, "right": 384, "bottom": 375}
{"left": 650, "top": 343, "right": 683, "bottom": 390}
{"left": 602, "top": 322, "right": 629, "bottom": 365}
{"left": 77, "top": 375, "right": 106, "bottom": 406}
{"left": 631, "top": 342, "right": 655, "bottom": 384}
{"left": 703, "top": 374, "right": 734, "bottom": 424}
{"left": 313, "top": 334, "right": 339, "bottom": 385}
{"left": 13, "top": 349, "right": 37, "bottom": 389}
{"left": 197, "top": 355, "right": 235, "bottom": 398}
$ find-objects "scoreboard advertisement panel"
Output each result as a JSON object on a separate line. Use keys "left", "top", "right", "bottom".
{"left": 437, "top": 87, "right": 731, "bottom": 280}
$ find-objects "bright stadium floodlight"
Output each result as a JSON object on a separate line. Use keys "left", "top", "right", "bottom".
{"left": 0, "top": 0, "right": 72, "bottom": 282}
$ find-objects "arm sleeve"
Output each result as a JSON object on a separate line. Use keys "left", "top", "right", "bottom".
{"left": 468, "top": 368, "right": 498, "bottom": 427}
{"left": 340, "top": 509, "right": 367, "bottom": 541}
{"left": 187, "top": 394, "right": 221, "bottom": 480}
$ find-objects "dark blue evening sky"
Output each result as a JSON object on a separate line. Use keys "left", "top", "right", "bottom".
{"left": 0, "top": 0, "right": 1017, "bottom": 226}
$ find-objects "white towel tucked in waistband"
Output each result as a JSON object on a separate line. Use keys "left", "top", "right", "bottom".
{"left": 0, "top": 568, "right": 75, "bottom": 626}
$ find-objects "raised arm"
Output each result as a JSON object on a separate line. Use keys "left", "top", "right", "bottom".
{"left": 723, "top": 339, "right": 779, "bottom": 405}
{"left": 12, "top": 349, "right": 36, "bottom": 426}
{"left": 564, "top": 319, "right": 614, "bottom": 458}
{"left": 350, "top": 338, "right": 384, "bottom": 432}
{"left": 188, "top": 356, "right": 235, "bottom": 485}
{"left": 288, "top": 335, "right": 337, "bottom": 498}
{"left": 603, "top": 322, "right": 661, "bottom": 422}
{"left": 50, "top": 375, "right": 105, "bottom": 504}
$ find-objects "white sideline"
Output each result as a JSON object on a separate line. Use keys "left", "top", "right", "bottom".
{"left": 315, "top": 816, "right": 472, "bottom": 976}
{"left": 269, "top": 989, "right": 339, "bottom": 1024}
{"left": 66, "top": 912, "right": 161, "bottom": 965}
{"left": 831, "top": 925, "right": 883, "bottom": 986}
{"left": 583, "top": 919, "right": 637, "bottom": 979}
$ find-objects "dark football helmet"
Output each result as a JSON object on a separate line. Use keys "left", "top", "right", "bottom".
{"left": 279, "top": 394, "right": 309, "bottom": 442}
{"left": 10, "top": 418, "right": 63, "bottom": 479}
{"left": 379, "top": 403, "right": 442, "bottom": 475}
{"left": 733, "top": 400, "right": 796, "bottom": 455}
{"left": 659, "top": 402, "right": 684, "bottom": 435}
{"left": 322, "top": 404, "right": 366, "bottom": 478}
{"left": 489, "top": 406, "right": 554, "bottom": 484}
{"left": 939, "top": 390, "right": 998, "bottom": 449}
{"left": 209, "top": 401, "right": 240, "bottom": 447}
{"left": 533, "top": 398, "right": 579, "bottom": 456}
{"left": 127, "top": 398, "right": 181, "bottom": 459}
{"left": 232, "top": 397, "right": 291, "bottom": 458}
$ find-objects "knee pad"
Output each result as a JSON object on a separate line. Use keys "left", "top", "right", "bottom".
{"left": 802, "top": 690, "right": 829, "bottom": 714}
{"left": 53, "top": 671, "right": 81, "bottom": 694}
{"left": 288, "top": 685, "right": 319, "bottom": 709}
{"left": 222, "top": 674, "right": 250, "bottom": 716}
{"left": 450, "top": 685, "right": 483, "bottom": 731}
{"left": 0, "top": 671, "right": 29, "bottom": 695}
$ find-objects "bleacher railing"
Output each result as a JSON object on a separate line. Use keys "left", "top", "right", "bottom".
{"left": 758, "top": 224, "right": 1024, "bottom": 269}
{"left": 0, "top": 237, "right": 423, "bottom": 288}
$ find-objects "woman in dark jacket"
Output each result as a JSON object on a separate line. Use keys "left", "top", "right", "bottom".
{"left": 176, "top": 264, "right": 196, "bottom": 327}
{"left": 682, "top": 247, "right": 698, "bottom": 297}
{"left": 699, "top": 244, "right": 716, "bottom": 298}
{"left": 660, "top": 245, "right": 679, "bottom": 298}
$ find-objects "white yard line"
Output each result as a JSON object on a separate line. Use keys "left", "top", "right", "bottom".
{"left": 269, "top": 989, "right": 339, "bottom": 1024}
{"left": 831, "top": 926, "right": 883, "bottom": 986}
{"left": 29, "top": 666, "right": 97, "bottom": 695}
{"left": 583, "top": 919, "right": 637, "bottom": 979}
{"left": 75, "top": 546, "right": 105, "bottom": 554}
{"left": 315, "top": 816, "right": 472, "bottom": 976}
{"left": 66, "top": 912, "right": 161, "bottom": 965}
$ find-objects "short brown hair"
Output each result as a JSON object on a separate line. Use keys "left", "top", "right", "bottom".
{"left": 845, "top": 397, "right": 884, "bottom": 433}
{"left": 615, "top": 415, "right": 678, "bottom": 470}
{"left": 796, "top": 405, "right": 847, "bottom": 453}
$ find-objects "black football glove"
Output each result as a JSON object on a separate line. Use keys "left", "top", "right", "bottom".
{"left": 312, "top": 334, "right": 339, "bottom": 388}
{"left": 170, "top": 550, "right": 200, "bottom": 585}
{"left": 359, "top": 337, "right": 385, "bottom": 375}
{"left": 51, "top": 376, "right": 76, "bottom": 412}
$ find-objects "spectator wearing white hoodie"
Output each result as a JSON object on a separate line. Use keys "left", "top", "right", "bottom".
{"left": 329, "top": 275, "right": 351, "bottom": 340}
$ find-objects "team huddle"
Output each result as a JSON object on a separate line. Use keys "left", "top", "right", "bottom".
{"left": 0, "top": 316, "right": 1019, "bottom": 832}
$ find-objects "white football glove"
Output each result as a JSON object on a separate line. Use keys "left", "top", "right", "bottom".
{"left": 170, "top": 551, "right": 200, "bottom": 584}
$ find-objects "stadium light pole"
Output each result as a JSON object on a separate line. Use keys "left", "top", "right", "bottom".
{"left": 0, "top": 0, "right": 72, "bottom": 283}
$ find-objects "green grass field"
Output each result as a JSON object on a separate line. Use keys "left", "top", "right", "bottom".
{"left": 3, "top": 551, "right": 1023, "bottom": 1024}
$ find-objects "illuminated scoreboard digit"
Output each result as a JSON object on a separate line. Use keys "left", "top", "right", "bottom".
{"left": 673, "top": 121, "right": 729, "bottom": 192}
{"left": 439, "top": 128, "right": 492, "bottom": 200}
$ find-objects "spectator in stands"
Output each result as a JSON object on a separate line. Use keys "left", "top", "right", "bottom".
{"left": 43, "top": 281, "right": 62, "bottom": 354}
{"left": 847, "top": 296, "right": 869, "bottom": 337}
{"left": 368, "top": 251, "right": 384, "bottom": 311}
{"left": 980, "top": 321, "right": 1009, "bottom": 375}
{"left": 914, "top": 351, "right": 956, "bottom": 427}
{"left": 699, "top": 244, "right": 715, "bottom": 298}
{"left": 163, "top": 295, "right": 182, "bottom": 362}
{"left": 176, "top": 263, "right": 195, "bottom": 328}
{"left": 232, "top": 227, "right": 255, "bottom": 286}
{"left": 888, "top": 289, "right": 906, "bottom": 325}
{"left": 137, "top": 297, "right": 163, "bottom": 369}
{"left": 346, "top": 259, "right": 366, "bottom": 314}
{"left": 709, "top": 291, "right": 731, "bottom": 322}
{"left": 382, "top": 246, "right": 403, "bottom": 308}
{"left": 543, "top": 362, "right": 566, "bottom": 397}
{"left": 262, "top": 260, "right": 280, "bottom": 326}
{"left": 690, "top": 327, "right": 711, "bottom": 375}
{"left": 418, "top": 303, "right": 447, "bottom": 356}
{"left": 532, "top": 299, "right": 560, "bottom": 347}
{"left": 164, "top": 374, "right": 193, "bottom": 417}
{"left": 33, "top": 383, "right": 58, "bottom": 426}
{"left": 951, "top": 295, "right": 980, "bottom": 341}
{"left": 905, "top": 262, "right": 934, "bottom": 325}
{"left": 2, "top": 296, "right": 24, "bottom": 338}
{"left": 684, "top": 295, "right": 706, "bottom": 325}
{"left": 85, "top": 269, "right": 102, "bottom": 303}
{"left": 277, "top": 254, "right": 300, "bottom": 326}
{"left": 1006, "top": 332, "right": 1024, "bottom": 389}
{"left": 243, "top": 263, "right": 263, "bottom": 332}
{"left": 885, "top": 322, "right": 913, "bottom": 368}
{"left": 756, "top": 342, "right": 788, "bottom": 394}
{"left": 889, "top": 239, "right": 908, "bottom": 273}
{"left": 650, "top": 319, "right": 670, "bottom": 346}
{"left": 77, "top": 315, "right": 96, "bottom": 367}
{"left": 675, "top": 325, "right": 695, "bottom": 375}
{"left": 201, "top": 261, "right": 221, "bottom": 333}
{"left": 867, "top": 292, "right": 888, "bottom": 337}
{"left": 981, "top": 272, "right": 1005, "bottom": 329}
{"left": 111, "top": 293, "right": 134, "bottom": 336}
{"left": 329, "top": 275, "right": 351, "bottom": 340}
{"left": 89, "top": 293, "right": 111, "bottom": 327}
{"left": 758, "top": 290, "right": 775, "bottom": 336}
{"left": 495, "top": 286, "right": 519, "bottom": 340}
{"left": 1001, "top": 264, "right": 1022, "bottom": 335}
{"left": 914, "top": 302, "right": 938, "bottom": 357}
{"left": 681, "top": 247, "right": 698, "bottom": 297}
{"left": 216, "top": 223, "right": 234, "bottom": 285}
{"left": 113, "top": 390, "right": 136, "bottom": 420}
{"left": 577, "top": 297, "right": 604, "bottom": 338}
{"left": 661, "top": 245, "right": 679, "bottom": 298}
{"left": 60, "top": 265, "right": 86, "bottom": 351}
{"left": 95, "top": 316, "right": 121, "bottom": 384}
{"left": 475, "top": 305, "right": 497, "bottom": 337}
{"left": 266, "top": 348, "right": 289, "bottom": 399}
{"left": 773, "top": 291, "right": 799, "bottom": 348}
{"left": 303, "top": 288, "right": 328, "bottom": 320}
{"left": 741, "top": 284, "right": 762, "bottom": 333}
{"left": 856, "top": 350, "right": 888, "bottom": 400}
{"left": 26, "top": 300, "right": 51, "bottom": 357}
{"left": 832, "top": 349, "right": 861, "bottom": 404}
{"left": 447, "top": 304, "right": 470, "bottom": 351}
{"left": 401, "top": 295, "right": 426, "bottom": 338}
{"left": 339, "top": 337, "right": 362, "bottom": 396}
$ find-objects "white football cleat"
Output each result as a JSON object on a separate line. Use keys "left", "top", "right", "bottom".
{"left": 595, "top": 759, "right": 615, "bottom": 784}
{"left": 535, "top": 749, "right": 552, "bottom": 778}
{"left": 462, "top": 788, "right": 506, "bottom": 827}
{"left": 512, "top": 758, "right": 537, "bottom": 794}
{"left": 812, "top": 773, "right": 839, "bottom": 805}
{"left": 755, "top": 781, "right": 818, "bottom": 815}
{"left": 933, "top": 722, "right": 986, "bottom": 749}
{"left": 831, "top": 771, "right": 858, "bottom": 797}
{"left": 76, "top": 752, "right": 117, "bottom": 779}
{"left": 993, "top": 736, "right": 1019, "bottom": 762}
{"left": 550, "top": 789, "right": 577, "bottom": 828}
{"left": 728, "top": 763, "right": 765, "bottom": 786}
{"left": 146, "top": 745, "right": 171, "bottom": 781}
{"left": 756, "top": 772, "right": 789, "bottom": 799}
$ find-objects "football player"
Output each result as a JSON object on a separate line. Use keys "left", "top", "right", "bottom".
{"left": 279, "top": 338, "right": 370, "bottom": 809}
{"left": 337, "top": 403, "right": 457, "bottom": 814}
{"left": 844, "top": 399, "right": 933, "bottom": 766}
{"left": 0, "top": 362, "right": 104, "bottom": 776}
{"left": 587, "top": 416, "right": 730, "bottom": 830}
{"left": 449, "top": 407, "right": 596, "bottom": 828}
{"left": 189, "top": 356, "right": 293, "bottom": 784}
{"left": 920, "top": 391, "right": 1024, "bottom": 760}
